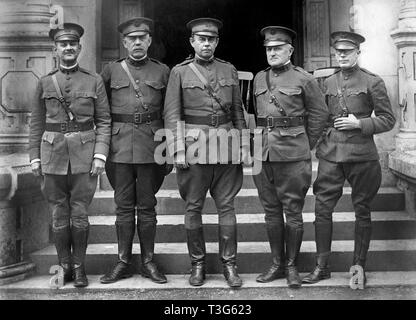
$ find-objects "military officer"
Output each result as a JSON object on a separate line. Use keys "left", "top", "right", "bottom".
{"left": 99, "top": 17, "right": 170, "bottom": 284}
{"left": 252, "top": 26, "right": 328, "bottom": 288}
{"left": 29, "top": 23, "right": 111, "bottom": 287}
{"left": 163, "top": 18, "right": 250, "bottom": 288}
{"left": 302, "top": 32, "right": 395, "bottom": 289}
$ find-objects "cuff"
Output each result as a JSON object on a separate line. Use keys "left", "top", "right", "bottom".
{"left": 359, "top": 118, "right": 375, "bottom": 136}
{"left": 30, "top": 159, "right": 41, "bottom": 165}
{"left": 94, "top": 154, "right": 107, "bottom": 162}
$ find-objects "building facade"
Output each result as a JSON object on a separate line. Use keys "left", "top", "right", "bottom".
{"left": 0, "top": 0, "right": 415, "bottom": 283}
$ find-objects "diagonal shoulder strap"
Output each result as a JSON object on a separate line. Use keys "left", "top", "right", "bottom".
{"left": 265, "top": 70, "right": 287, "bottom": 117}
{"left": 51, "top": 74, "right": 75, "bottom": 121}
{"left": 188, "top": 62, "right": 229, "bottom": 113}
{"left": 335, "top": 75, "right": 350, "bottom": 115}
{"left": 120, "top": 60, "right": 147, "bottom": 109}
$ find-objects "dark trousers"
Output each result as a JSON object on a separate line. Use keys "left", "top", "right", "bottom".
{"left": 177, "top": 164, "right": 243, "bottom": 229}
{"left": 253, "top": 160, "right": 312, "bottom": 229}
{"left": 41, "top": 169, "right": 97, "bottom": 230}
{"left": 313, "top": 158, "right": 382, "bottom": 227}
{"left": 107, "top": 162, "right": 165, "bottom": 224}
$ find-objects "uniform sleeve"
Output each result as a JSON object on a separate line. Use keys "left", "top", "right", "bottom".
{"left": 100, "top": 64, "right": 111, "bottom": 103}
{"left": 163, "top": 67, "right": 185, "bottom": 156}
{"left": 230, "top": 66, "right": 247, "bottom": 131}
{"left": 161, "top": 65, "right": 171, "bottom": 115}
{"left": 304, "top": 77, "right": 329, "bottom": 149}
{"left": 93, "top": 75, "right": 111, "bottom": 157}
{"left": 360, "top": 76, "right": 396, "bottom": 136}
{"left": 29, "top": 80, "right": 45, "bottom": 161}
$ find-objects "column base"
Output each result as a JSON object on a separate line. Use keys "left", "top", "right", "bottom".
{"left": 395, "top": 131, "right": 416, "bottom": 152}
{"left": 0, "top": 261, "right": 36, "bottom": 285}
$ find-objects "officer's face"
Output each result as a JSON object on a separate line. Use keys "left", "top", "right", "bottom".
{"left": 190, "top": 34, "right": 219, "bottom": 59}
{"left": 334, "top": 48, "right": 360, "bottom": 69}
{"left": 266, "top": 44, "right": 293, "bottom": 67}
{"left": 123, "top": 33, "right": 152, "bottom": 59}
{"left": 54, "top": 41, "right": 82, "bottom": 66}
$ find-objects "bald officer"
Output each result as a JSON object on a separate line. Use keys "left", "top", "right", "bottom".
{"left": 100, "top": 17, "right": 169, "bottom": 283}
{"left": 99, "top": 18, "right": 170, "bottom": 284}
{"left": 29, "top": 23, "right": 111, "bottom": 287}
{"left": 252, "top": 26, "right": 328, "bottom": 288}
{"left": 163, "top": 18, "right": 249, "bottom": 288}
{"left": 302, "top": 32, "right": 395, "bottom": 289}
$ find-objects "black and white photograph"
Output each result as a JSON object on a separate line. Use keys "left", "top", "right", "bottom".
{"left": 0, "top": 0, "right": 415, "bottom": 308}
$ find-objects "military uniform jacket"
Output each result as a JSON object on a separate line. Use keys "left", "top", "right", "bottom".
{"left": 29, "top": 66, "right": 111, "bottom": 175}
{"left": 253, "top": 63, "right": 328, "bottom": 162}
{"left": 163, "top": 57, "right": 248, "bottom": 164}
{"left": 316, "top": 65, "right": 396, "bottom": 162}
{"left": 101, "top": 56, "right": 170, "bottom": 163}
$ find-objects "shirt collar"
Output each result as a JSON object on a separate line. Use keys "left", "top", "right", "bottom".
{"left": 126, "top": 55, "right": 149, "bottom": 67}
{"left": 271, "top": 61, "right": 292, "bottom": 74}
{"left": 59, "top": 63, "right": 79, "bottom": 73}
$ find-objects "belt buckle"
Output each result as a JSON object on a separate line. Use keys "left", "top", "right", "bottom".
{"left": 60, "top": 122, "right": 68, "bottom": 133}
{"left": 134, "top": 112, "right": 142, "bottom": 124}
{"left": 211, "top": 114, "right": 219, "bottom": 127}
{"left": 72, "top": 122, "right": 79, "bottom": 132}
{"left": 266, "top": 116, "right": 274, "bottom": 129}
{"left": 283, "top": 118, "right": 289, "bottom": 129}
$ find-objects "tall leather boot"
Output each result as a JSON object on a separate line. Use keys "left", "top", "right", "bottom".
{"left": 350, "top": 223, "right": 372, "bottom": 289}
{"left": 219, "top": 225, "right": 242, "bottom": 288}
{"left": 100, "top": 222, "right": 135, "bottom": 284}
{"left": 186, "top": 227, "right": 206, "bottom": 286}
{"left": 256, "top": 223, "right": 286, "bottom": 283}
{"left": 285, "top": 225, "right": 304, "bottom": 289}
{"left": 53, "top": 226, "right": 73, "bottom": 284}
{"left": 303, "top": 222, "right": 332, "bottom": 284}
{"left": 71, "top": 225, "right": 89, "bottom": 288}
{"left": 138, "top": 220, "right": 167, "bottom": 284}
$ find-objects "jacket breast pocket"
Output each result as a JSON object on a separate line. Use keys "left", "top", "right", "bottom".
{"left": 218, "top": 78, "right": 235, "bottom": 104}
{"left": 277, "top": 87, "right": 303, "bottom": 111}
{"left": 110, "top": 80, "right": 130, "bottom": 107}
{"left": 40, "top": 131, "right": 55, "bottom": 164}
{"left": 345, "top": 87, "right": 370, "bottom": 114}
{"left": 73, "top": 91, "right": 97, "bottom": 116}
{"left": 42, "top": 91, "right": 61, "bottom": 118}
{"left": 144, "top": 80, "right": 165, "bottom": 105}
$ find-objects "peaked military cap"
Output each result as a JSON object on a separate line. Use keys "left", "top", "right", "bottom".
{"left": 186, "top": 17, "right": 223, "bottom": 37}
{"left": 331, "top": 31, "right": 365, "bottom": 50}
{"left": 118, "top": 17, "right": 154, "bottom": 36}
{"left": 260, "top": 26, "right": 297, "bottom": 46}
{"left": 49, "top": 23, "right": 84, "bottom": 42}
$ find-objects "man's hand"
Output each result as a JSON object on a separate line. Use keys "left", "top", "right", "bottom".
{"left": 241, "top": 146, "right": 251, "bottom": 165}
{"left": 334, "top": 114, "right": 361, "bottom": 131}
{"left": 174, "top": 150, "right": 189, "bottom": 170}
{"left": 31, "top": 162, "right": 42, "bottom": 177}
{"left": 90, "top": 158, "right": 106, "bottom": 176}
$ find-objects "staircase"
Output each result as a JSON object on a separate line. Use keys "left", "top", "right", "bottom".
{"left": 3, "top": 161, "right": 416, "bottom": 299}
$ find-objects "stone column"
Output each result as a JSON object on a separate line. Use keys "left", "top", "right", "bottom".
{"left": 391, "top": 0, "right": 416, "bottom": 152}
{"left": 390, "top": 0, "right": 416, "bottom": 217}
{"left": 0, "top": 0, "right": 56, "bottom": 284}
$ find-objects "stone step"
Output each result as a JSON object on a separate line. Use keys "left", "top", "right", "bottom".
{"left": 2, "top": 272, "right": 416, "bottom": 300}
{"left": 30, "top": 239, "right": 416, "bottom": 275}
{"left": 86, "top": 211, "right": 416, "bottom": 243}
{"left": 89, "top": 187, "right": 405, "bottom": 216}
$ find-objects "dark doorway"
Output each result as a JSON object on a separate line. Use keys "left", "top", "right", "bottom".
{"left": 145, "top": 0, "right": 304, "bottom": 73}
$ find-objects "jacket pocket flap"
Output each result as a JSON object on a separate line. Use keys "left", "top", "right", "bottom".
{"left": 110, "top": 80, "right": 130, "bottom": 90}
{"left": 278, "top": 87, "right": 302, "bottom": 96}
{"left": 218, "top": 78, "right": 236, "bottom": 86}
{"left": 185, "top": 128, "right": 201, "bottom": 141}
{"left": 80, "top": 131, "right": 96, "bottom": 144}
{"left": 74, "top": 91, "right": 97, "bottom": 99}
{"left": 145, "top": 80, "right": 165, "bottom": 90}
{"left": 278, "top": 126, "right": 305, "bottom": 137}
{"left": 42, "top": 131, "right": 55, "bottom": 144}
{"left": 42, "top": 91, "right": 59, "bottom": 99}
{"left": 346, "top": 87, "right": 367, "bottom": 96}
{"left": 182, "top": 80, "right": 204, "bottom": 90}
{"left": 254, "top": 88, "right": 267, "bottom": 96}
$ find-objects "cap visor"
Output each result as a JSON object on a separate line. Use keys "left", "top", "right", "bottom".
{"left": 193, "top": 31, "right": 218, "bottom": 37}
{"left": 264, "top": 40, "right": 288, "bottom": 47}
{"left": 333, "top": 42, "right": 357, "bottom": 50}
{"left": 125, "top": 31, "right": 149, "bottom": 36}
{"left": 55, "top": 35, "right": 79, "bottom": 41}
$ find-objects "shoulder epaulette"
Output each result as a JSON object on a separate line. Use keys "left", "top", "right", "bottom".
{"left": 214, "top": 57, "right": 230, "bottom": 64}
{"left": 360, "top": 68, "right": 377, "bottom": 77}
{"left": 294, "top": 66, "right": 313, "bottom": 76}
{"left": 46, "top": 69, "right": 59, "bottom": 76}
{"left": 149, "top": 57, "right": 163, "bottom": 65}
{"left": 262, "top": 66, "right": 271, "bottom": 72}
{"left": 79, "top": 67, "right": 95, "bottom": 76}
{"left": 176, "top": 58, "right": 193, "bottom": 67}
